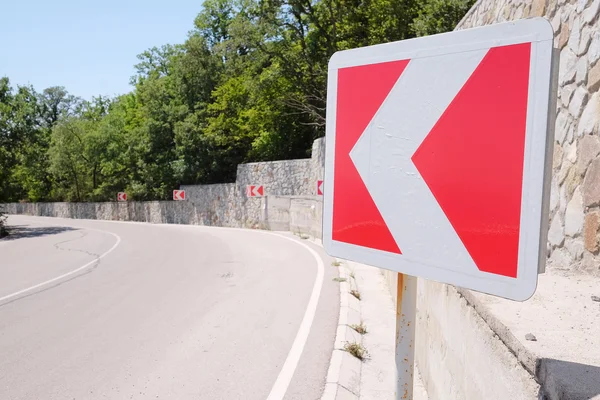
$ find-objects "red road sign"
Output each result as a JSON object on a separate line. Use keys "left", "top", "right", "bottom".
{"left": 322, "top": 19, "right": 556, "bottom": 301}
{"left": 117, "top": 192, "right": 127, "bottom": 202}
{"left": 246, "top": 185, "right": 264, "bottom": 197}
{"left": 317, "top": 180, "right": 324, "bottom": 196}
{"left": 173, "top": 190, "right": 185, "bottom": 201}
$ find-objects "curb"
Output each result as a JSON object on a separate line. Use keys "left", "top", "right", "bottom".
{"left": 321, "top": 259, "right": 363, "bottom": 400}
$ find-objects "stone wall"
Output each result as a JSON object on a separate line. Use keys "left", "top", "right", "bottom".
{"left": 3, "top": 137, "right": 326, "bottom": 231}
{"left": 459, "top": 0, "right": 600, "bottom": 275}
{"left": 179, "top": 137, "right": 325, "bottom": 229}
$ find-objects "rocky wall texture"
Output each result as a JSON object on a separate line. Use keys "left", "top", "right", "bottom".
{"left": 459, "top": 0, "right": 600, "bottom": 274}
{"left": 181, "top": 137, "right": 326, "bottom": 228}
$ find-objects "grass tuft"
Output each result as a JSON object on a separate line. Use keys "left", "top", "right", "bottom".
{"left": 350, "top": 322, "right": 368, "bottom": 335}
{"left": 344, "top": 342, "right": 368, "bottom": 361}
{"left": 350, "top": 289, "right": 361, "bottom": 300}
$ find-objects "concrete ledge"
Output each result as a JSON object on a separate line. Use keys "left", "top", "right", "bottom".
{"left": 321, "top": 259, "right": 364, "bottom": 400}
{"left": 465, "top": 271, "right": 600, "bottom": 400}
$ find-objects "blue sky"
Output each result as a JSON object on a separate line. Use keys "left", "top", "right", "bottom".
{"left": 0, "top": 0, "right": 203, "bottom": 100}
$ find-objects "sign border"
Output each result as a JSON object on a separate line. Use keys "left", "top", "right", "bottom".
{"left": 322, "top": 18, "right": 555, "bottom": 301}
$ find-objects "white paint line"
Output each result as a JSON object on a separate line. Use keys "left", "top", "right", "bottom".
{"left": 0, "top": 227, "right": 121, "bottom": 303}
{"left": 265, "top": 233, "right": 325, "bottom": 400}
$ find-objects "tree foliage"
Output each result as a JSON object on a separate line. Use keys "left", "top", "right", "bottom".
{"left": 0, "top": 0, "right": 473, "bottom": 202}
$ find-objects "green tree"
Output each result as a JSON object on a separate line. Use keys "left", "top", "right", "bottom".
{"left": 1, "top": 0, "right": 476, "bottom": 203}
{"left": 412, "top": 0, "right": 475, "bottom": 37}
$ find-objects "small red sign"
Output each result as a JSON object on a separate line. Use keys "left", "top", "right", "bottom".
{"left": 246, "top": 185, "right": 264, "bottom": 197}
{"left": 173, "top": 190, "right": 186, "bottom": 201}
{"left": 317, "top": 180, "right": 324, "bottom": 196}
{"left": 117, "top": 192, "right": 127, "bottom": 201}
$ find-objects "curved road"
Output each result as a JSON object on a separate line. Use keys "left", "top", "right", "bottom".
{"left": 0, "top": 215, "right": 339, "bottom": 400}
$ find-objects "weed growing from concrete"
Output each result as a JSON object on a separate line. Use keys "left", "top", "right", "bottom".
{"left": 350, "top": 322, "right": 368, "bottom": 335}
{"left": 293, "top": 231, "right": 310, "bottom": 240}
{"left": 349, "top": 272, "right": 355, "bottom": 279}
{"left": 344, "top": 342, "right": 368, "bottom": 361}
{"left": 332, "top": 277, "right": 347, "bottom": 282}
{"left": 350, "top": 289, "right": 361, "bottom": 300}
{"left": 331, "top": 260, "right": 341, "bottom": 267}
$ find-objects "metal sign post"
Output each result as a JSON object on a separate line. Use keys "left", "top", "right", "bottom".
{"left": 395, "top": 274, "right": 417, "bottom": 400}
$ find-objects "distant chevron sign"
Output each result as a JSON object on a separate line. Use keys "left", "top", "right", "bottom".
{"left": 246, "top": 185, "right": 264, "bottom": 197}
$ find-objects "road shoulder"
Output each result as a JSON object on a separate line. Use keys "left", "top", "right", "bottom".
{"left": 317, "top": 237, "right": 428, "bottom": 400}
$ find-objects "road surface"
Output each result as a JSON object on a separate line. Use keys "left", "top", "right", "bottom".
{"left": 0, "top": 215, "right": 339, "bottom": 400}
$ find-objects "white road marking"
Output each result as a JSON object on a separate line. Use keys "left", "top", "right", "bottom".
{"left": 0, "top": 226, "right": 121, "bottom": 303}
{"left": 265, "top": 233, "right": 325, "bottom": 400}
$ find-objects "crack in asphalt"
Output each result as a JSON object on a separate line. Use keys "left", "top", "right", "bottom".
{"left": 0, "top": 228, "right": 106, "bottom": 308}
{"left": 52, "top": 230, "right": 102, "bottom": 260}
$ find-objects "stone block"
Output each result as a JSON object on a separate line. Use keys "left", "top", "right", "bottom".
{"left": 568, "top": 87, "right": 588, "bottom": 117}
{"left": 514, "top": 4, "right": 525, "bottom": 19}
{"left": 561, "top": 84, "right": 575, "bottom": 108}
{"left": 565, "top": 165, "right": 583, "bottom": 198}
{"left": 549, "top": 248, "right": 573, "bottom": 268}
{"left": 560, "top": 185, "right": 568, "bottom": 213}
{"left": 552, "top": 12, "right": 562, "bottom": 33}
{"left": 576, "top": 55, "right": 589, "bottom": 84}
{"left": 532, "top": 0, "right": 547, "bottom": 16}
{"left": 566, "top": 237, "right": 585, "bottom": 260}
{"left": 565, "top": 186, "right": 585, "bottom": 236}
{"left": 577, "top": 93, "right": 600, "bottom": 136}
{"left": 548, "top": 0, "right": 558, "bottom": 15}
{"left": 576, "top": 0, "right": 588, "bottom": 13}
{"left": 581, "top": 251, "right": 600, "bottom": 273}
{"left": 567, "top": 124, "right": 575, "bottom": 144}
{"left": 555, "top": 109, "right": 570, "bottom": 143}
{"left": 548, "top": 213, "right": 565, "bottom": 247}
{"left": 589, "top": 32, "right": 600, "bottom": 65}
{"left": 588, "top": 61, "right": 600, "bottom": 92}
{"left": 553, "top": 143, "right": 564, "bottom": 169}
{"left": 564, "top": 42, "right": 578, "bottom": 86}
{"left": 568, "top": 17, "right": 581, "bottom": 54}
{"left": 565, "top": 141, "right": 578, "bottom": 163}
{"left": 550, "top": 177, "right": 560, "bottom": 212}
{"left": 584, "top": 211, "right": 600, "bottom": 253}
{"left": 559, "top": 23, "right": 570, "bottom": 49}
{"left": 558, "top": 159, "right": 574, "bottom": 184}
{"left": 579, "top": 25, "right": 593, "bottom": 56}
{"left": 583, "top": 157, "right": 600, "bottom": 206}
{"left": 583, "top": 0, "right": 600, "bottom": 23}
{"left": 577, "top": 134, "right": 600, "bottom": 174}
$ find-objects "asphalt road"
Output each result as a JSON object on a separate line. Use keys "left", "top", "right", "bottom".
{"left": 0, "top": 215, "right": 339, "bottom": 400}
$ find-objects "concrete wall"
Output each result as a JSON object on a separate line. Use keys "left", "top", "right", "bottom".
{"left": 415, "top": 280, "right": 541, "bottom": 400}
{"left": 380, "top": 270, "right": 540, "bottom": 399}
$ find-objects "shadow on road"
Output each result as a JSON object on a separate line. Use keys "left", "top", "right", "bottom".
{"left": 1, "top": 225, "right": 77, "bottom": 241}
